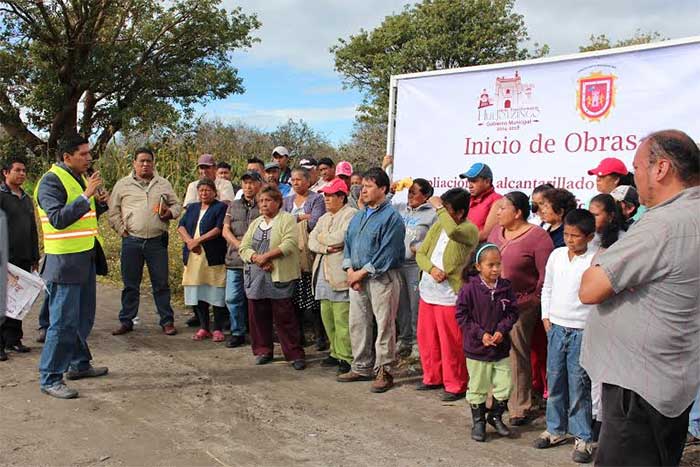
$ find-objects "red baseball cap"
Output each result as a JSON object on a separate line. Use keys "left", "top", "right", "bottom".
{"left": 587, "top": 157, "right": 629, "bottom": 176}
{"left": 319, "top": 177, "right": 349, "bottom": 195}
{"left": 335, "top": 161, "right": 353, "bottom": 177}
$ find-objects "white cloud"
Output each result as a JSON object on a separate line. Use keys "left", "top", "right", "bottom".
{"left": 209, "top": 0, "right": 699, "bottom": 142}
{"left": 204, "top": 103, "right": 357, "bottom": 129}
{"left": 225, "top": 0, "right": 700, "bottom": 71}
{"left": 224, "top": 0, "right": 408, "bottom": 71}
{"left": 517, "top": 0, "right": 700, "bottom": 55}
{"left": 303, "top": 84, "right": 344, "bottom": 95}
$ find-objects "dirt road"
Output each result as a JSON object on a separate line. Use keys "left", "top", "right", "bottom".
{"left": 2, "top": 284, "right": 698, "bottom": 466}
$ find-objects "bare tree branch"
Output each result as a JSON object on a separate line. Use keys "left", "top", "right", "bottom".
{"left": 94, "top": 119, "right": 121, "bottom": 157}
{"left": 80, "top": 90, "right": 96, "bottom": 136}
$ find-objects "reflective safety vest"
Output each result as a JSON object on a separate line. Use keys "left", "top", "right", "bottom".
{"left": 35, "top": 164, "right": 102, "bottom": 255}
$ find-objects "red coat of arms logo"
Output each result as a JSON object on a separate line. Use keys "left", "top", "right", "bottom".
{"left": 577, "top": 72, "right": 616, "bottom": 121}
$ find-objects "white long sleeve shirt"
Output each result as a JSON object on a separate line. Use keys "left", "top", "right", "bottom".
{"left": 541, "top": 246, "right": 597, "bottom": 329}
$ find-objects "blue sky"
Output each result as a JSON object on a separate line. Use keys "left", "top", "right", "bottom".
{"left": 199, "top": 61, "right": 360, "bottom": 144}
{"left": 200, "top": 0, "right": 700, "bottom": 146}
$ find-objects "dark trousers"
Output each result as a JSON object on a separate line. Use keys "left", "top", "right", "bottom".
{"left": 195, "top": 301, "right": 227, "bottom": 332}
{"left": 248, "top": 298, "right": 304, "bottom": 361}
{"left": 596, "top": 383, "right": 691, "bottom": 466}
{"left": 2, "top": 260, "right": 31, "bottom": 345}
{"left": 292, "top": 272, "right": 325, "bottom": 344}
{"left": 118, "top": 235, "right": 174, "bottom": 328}
{"left": 0, "top": 317, "right": 23, "bottom": 348}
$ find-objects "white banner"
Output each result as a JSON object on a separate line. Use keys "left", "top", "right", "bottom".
{"left": 392, "top": 40, "right": 700, "bottom": 204}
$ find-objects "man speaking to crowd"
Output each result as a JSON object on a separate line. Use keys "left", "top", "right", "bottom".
{"left": 35, "top": 135, "right": 110, "bottom": 399}
{"left": 579, "top": 130, "right": 700, "bottom": 466}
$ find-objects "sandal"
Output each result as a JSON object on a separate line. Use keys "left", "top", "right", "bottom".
{"left": 212, "top": 330, "right": 225, "bottom": 342}
{"left": 192, "top": 329, "right": 212, "bottom": 341}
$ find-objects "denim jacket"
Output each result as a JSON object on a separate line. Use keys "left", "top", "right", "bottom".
{"left": 342, "top": 199, "right": 405, "bottom": 277}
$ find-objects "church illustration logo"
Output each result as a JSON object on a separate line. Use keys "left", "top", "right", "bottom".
{"left": 476, "top": 70, "right": 540, "bottom": 131}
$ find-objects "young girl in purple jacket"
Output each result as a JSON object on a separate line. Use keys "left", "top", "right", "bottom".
{"left": 456, "top": 243, "right": 519, "bottom": 442}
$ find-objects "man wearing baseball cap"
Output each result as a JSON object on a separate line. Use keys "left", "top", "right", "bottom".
{"left": 334, "top": 161, "right": 358, "bottom": 208}
{"left": 272, "top": 146, "right": 292, "bottom": 184}
{"left": 610, "top": 185, "right": 640, "bottom": 227}
{"left": 300, "top": 157, "right": 321, "bottom": 190}
{"left": 182, "top": 154, "right": 236, "bottom": 207}
{"left": 234, "top": 157, "right": 265, "bottom": 201}
{"left": 264, "top": 161, "right": 291, "bottom": 197}
{"left": 459, "top": 162, "right": 503, "bottom": 241}
{"left": 222, "top": 170, "right": 263, "bottom": 348}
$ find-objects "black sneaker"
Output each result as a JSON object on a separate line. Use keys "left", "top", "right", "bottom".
{"left": 255, "top": 354, "right": 273, "bottom": 365}
{"left": 320, "top": 355, "right": 340, "bottom": 367}
{"left": 440, "top": 391, "right": 466, "bottom": 402}
{"left": 292, "top": 359, "right": 306, "bottom": 370}
{"left": 65, "top": 366, "right": 109, "bottom": 381}
{"left": 337, "top": 360, "right": 351, "bottom": 375}
{"left": 6, "top": 342, "right": 30, "bottom": 353}
{"left": 315, "top": 338, "right": 329, "bottom": 352}
{"left": 416, "top": 382, "right": 443, "bottom": 391}
{"left": 226, "top": 335, "right": 245, "bottom": 348}
{"left": 511, "top": 411, "right": 537, "bottom": 426}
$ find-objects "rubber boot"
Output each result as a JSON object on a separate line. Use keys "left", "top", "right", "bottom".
{"left": 486, "top": 399, "right": 512, "bottom": 437}
{"left": 470, "top": 403, "right": 487, "bottom": 442}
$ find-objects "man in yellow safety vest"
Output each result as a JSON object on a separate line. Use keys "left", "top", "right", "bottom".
{"left": 35, "top": 134, "right": 110, "bottom": 399}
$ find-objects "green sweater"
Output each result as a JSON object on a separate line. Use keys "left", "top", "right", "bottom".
{"left": 416, "top": 208, "right": 479, "bottom": 293}
{"left": 239, "top": 211, "right": 300, "bottom": 283}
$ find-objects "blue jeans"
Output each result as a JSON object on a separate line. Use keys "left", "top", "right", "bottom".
{"left": 545, "top": 324, "right": 592, "bottom": 442}
{"left": 690, "top": 388, "right": 700, "bottom": 437}
{"left": 397, "top": 263, "right": 420, "bottom": 348}
{"left": 225, "top": 269, "right": 247, "bottom": 336}
{"left": 38, "top": 291, "right": 50, "bottom": 329}
{"left": 39, "top": 261, "right": 96, "bottom": 388}
{"left": 118, "top": 235, "right": 174, "bottom": 327}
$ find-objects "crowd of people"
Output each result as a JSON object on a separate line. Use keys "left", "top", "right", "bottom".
{"left": 1, "top": 129, "right": 698, "bottom": 466}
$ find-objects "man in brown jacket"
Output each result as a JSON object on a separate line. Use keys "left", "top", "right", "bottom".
{"left": 108, "top": 148, "right": 181, "bottom": 336}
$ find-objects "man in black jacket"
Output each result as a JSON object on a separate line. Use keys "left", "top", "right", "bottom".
{"left": 0, "top": 155, "right": 40, "bottom": 361}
